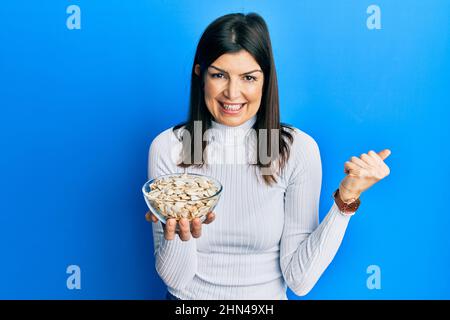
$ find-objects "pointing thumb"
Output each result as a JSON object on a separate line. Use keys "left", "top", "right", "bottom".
{"left": 378, "top": 149, "right": 391, "bottom": 161}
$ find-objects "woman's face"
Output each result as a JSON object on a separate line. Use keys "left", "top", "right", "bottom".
{"left": 195, "top": 50, "right": 264, "bottom": 127}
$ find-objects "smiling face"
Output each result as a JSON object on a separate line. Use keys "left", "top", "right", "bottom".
{"left": 195, "top": 50, "right": 264, "bottom": 127}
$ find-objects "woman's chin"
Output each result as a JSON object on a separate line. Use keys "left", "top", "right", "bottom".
{"left": 215, "top": 108, "right": 248, "bottom": 125}
{"left": 217, "top": 116, "right": 247, "bottom": 127}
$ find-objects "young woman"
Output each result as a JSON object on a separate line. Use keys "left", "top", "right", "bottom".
{"left": 145, "top": 12, "right": 391, "bottom": 300}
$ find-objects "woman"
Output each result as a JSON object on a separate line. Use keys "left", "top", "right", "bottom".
{"left": 145, "top": 12, "right": 391, "bottom": 300}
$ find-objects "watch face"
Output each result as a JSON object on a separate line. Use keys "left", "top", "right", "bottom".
{"left": 333, "top": 188, "right": 360, "bottom": 214}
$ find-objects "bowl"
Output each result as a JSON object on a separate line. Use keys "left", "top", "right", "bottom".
{"left": 142, "top": 173, "right": 223, "bottom": 225}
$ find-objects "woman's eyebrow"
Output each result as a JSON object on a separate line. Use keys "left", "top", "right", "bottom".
{"left": 209, "top": 65, "right": 263, "bottom": 76}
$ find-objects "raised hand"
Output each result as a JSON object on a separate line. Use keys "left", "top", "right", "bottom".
{"left": 339, "top": 149, "right": 391, "bottom": 202}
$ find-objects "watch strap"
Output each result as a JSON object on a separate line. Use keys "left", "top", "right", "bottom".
{"left": 332, "top": 188, "right": 361, "bottom": 215}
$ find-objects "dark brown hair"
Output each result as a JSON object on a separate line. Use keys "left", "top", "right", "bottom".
{"left": 173, "top": 12, "right": 294, "bottom": 185}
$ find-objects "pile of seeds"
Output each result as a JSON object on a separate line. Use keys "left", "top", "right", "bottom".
{"left": 144, "top": 173, "right": 220, "bottom": 221}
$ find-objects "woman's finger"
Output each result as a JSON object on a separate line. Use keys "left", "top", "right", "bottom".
{"left": 368, "top": 150, "right": 391, "bottom": 175}
{"left": 164, "top": 219, "right": 177, "bottom": 240}
{"left": 145, "top": 211, "right": 159, "bottom": 223}
{"left": 190, "top": 218, "right": 202, "bottom": 238}
{"left": 151, "top": 212, "right": 159, "bottom": 223}
{"left": 360, "top": 153, "right": 377, "bottom": 167}
{"left": 178, "top": 218, "right": 191, "bottom": 241}
{"left": 368, "top": 150, "right": 384, "bottom": 165}
{"left": 377, "top": 149, "right": 391, "bottom": 161}
{"left": 350, "top": 156, "right": 368, "bottom": 168}
{"left": 203, "top": 212, "right": 216, "bottom": 224}
{"left": 344, "top": 161, "right": 362, "bottom": 175}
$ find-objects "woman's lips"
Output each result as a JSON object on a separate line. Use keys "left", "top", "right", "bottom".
{"left": 218, "top": 101, "right": 246, "bottom": 115}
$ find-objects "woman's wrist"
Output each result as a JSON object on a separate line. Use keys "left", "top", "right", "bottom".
{"left": 338, "top": 184, "right": 361, "bottom": 203}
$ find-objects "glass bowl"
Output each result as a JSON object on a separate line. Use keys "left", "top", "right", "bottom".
{"left": 142, "top": 173, "right": 223, "bottom": 225}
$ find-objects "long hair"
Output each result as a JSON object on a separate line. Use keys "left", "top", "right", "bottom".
{"left": 173, "top": 12, "right": 294, "bottom": 185}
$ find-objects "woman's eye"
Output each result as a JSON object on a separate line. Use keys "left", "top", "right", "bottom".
{"left": 211, "top": 73, "right": 225, "bottom": 79}
{"left": 210, "top": 73, "right": 256, "bottom": 82}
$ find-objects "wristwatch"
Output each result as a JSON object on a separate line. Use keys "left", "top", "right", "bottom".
{"left": 332, "top": 188, "right": 361, "bottom": 216}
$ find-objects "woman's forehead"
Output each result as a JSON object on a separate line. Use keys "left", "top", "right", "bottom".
{"left": 210, "top": 51, "right": 261, "bottom": 73}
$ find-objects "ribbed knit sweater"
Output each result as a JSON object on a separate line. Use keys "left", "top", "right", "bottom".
{"left": 148, "top": 115, "right": 351, "bottom": 300}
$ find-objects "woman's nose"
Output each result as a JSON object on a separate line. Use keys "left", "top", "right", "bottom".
{"left": 224, "top": 78, "right": 241, "bottom": 100}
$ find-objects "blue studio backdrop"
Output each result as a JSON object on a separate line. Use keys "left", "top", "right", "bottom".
{"left": 0, "top": 1, "right": 449, "bottom": 299}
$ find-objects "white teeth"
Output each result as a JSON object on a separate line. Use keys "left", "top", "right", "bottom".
{"left": 221, "top": 103, "right": 245, "bottom": 110}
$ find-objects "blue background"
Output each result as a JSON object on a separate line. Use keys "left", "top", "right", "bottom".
{"left": 0, "top": 0, "right": 449, "bottom": 299}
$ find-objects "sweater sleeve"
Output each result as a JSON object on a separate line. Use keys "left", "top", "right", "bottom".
{"left": 280, "top": 130, "right": 352, "bottom": 296}
{"left": 148, "top": 129, "right": 198, "bottom": 290}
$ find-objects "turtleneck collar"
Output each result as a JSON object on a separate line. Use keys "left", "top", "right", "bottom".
{"left": 208, "top": 115, "right": 257, "bottom": 145}
{"left": 211, "top": 115, "right": 257, "bottom": 131}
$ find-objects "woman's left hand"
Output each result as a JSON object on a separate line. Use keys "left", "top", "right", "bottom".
{"left": 339, "top": 149, "right": 392, "bottom": 202}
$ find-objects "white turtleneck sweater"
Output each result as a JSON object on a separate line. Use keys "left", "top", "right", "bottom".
{"left": 148, "top": 115, "right": 351, "bottom": 300}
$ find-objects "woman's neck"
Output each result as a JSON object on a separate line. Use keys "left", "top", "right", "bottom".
{"left": 208, "top": 115, "right": 257, "bottom": 145}
{"left": 211, "top": 115, "right": 257, "bottom": 131}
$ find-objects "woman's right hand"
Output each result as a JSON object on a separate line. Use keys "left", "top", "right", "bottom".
{"left": 145, "top": 211, "right": 216, "bottom": 241}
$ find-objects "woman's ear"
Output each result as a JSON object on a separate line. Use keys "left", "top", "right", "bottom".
{"left": 194, "top": 64, "right": 201, "bottom": 77}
